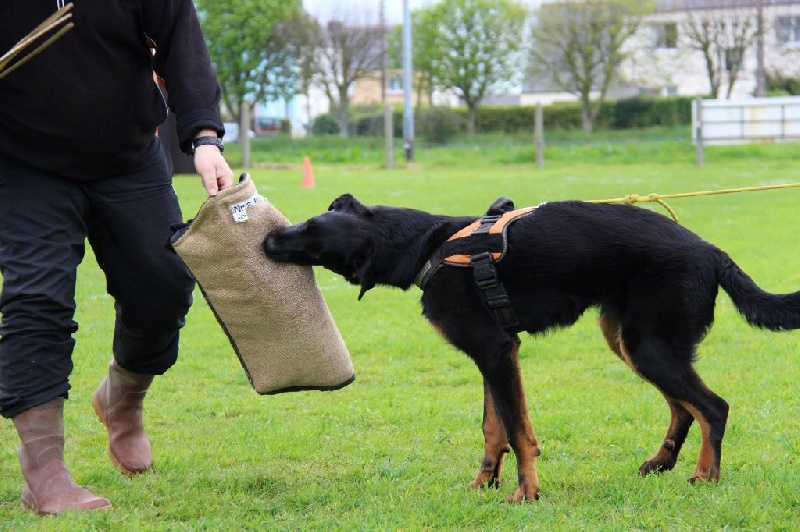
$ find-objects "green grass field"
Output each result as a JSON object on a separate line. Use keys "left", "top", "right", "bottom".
{"left": 1, "top": 137, "right": 799, "bottom": 530}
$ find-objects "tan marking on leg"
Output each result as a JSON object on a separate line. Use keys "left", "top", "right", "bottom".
{"left": 429, "top": 322, "right": 447, "bottom": 340}
{"left": 504, "top": 343, "right": 541, "bottom": 503}
{"left": 639, "top": 394, "right": 692, "bottom": 475}
{"left": 470, "top": 382, "right": 510, "bottom": 489}
{"left": 598, "top": 314, "right": 645, "bottom": 378}
{"left": 598, "top": 313, "right": 625, "bottom": 360}
{"left": 680, "top": 401, "right": 720, "bottom": 482}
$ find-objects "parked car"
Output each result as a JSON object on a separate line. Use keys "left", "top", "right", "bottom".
{"left": 254, "top": 116, "right": 282, "bottom": 137}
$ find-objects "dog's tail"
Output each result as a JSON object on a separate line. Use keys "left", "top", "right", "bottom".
{"left": 717, "top": 251, "right": 800, "bottom": 330}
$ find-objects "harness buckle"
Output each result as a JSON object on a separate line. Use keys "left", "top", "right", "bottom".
{"left": 472, "top": 253, "right": 499, "bottom": 289}
{"left": 471, "top": 215, "right": 501, "bottom": 235}
{"left": 486, "top": 294, "right": 511, "bottom": 308}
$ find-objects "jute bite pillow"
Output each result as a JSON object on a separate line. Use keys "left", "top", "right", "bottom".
{"left": 170, "top": 174, "right": 354, "bottom": 394}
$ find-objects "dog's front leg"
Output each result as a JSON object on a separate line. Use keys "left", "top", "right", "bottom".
{"left": 469, "top": 379, "right": 511, "bottom": 489}
{"left": 478, "top": 338, "right": 541, "bottom": 503}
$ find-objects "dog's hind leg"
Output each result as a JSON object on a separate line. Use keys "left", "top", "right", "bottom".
{"left": 469, "top": 379, "right": 511, "bottom": 490}
{"left": 638, "top": 393, "right": 694, "bottom": 475}
{"left": 624, "top": 336, "right": 729, "bottom": 483}
{"left": 599, "top": 312, "right": 695, "bottom": 475}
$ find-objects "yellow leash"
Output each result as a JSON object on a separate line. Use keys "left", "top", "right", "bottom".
{"left": 587, "top": 183, "right": 800, "bottom": 222}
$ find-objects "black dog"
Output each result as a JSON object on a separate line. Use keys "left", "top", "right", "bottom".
{"left": 264, "top": 194, "right": 800, "bottom": 503}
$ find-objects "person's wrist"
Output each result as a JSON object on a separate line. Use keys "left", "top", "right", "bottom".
{"left": 190, "top": 136, "right": 224, "bottom": 154}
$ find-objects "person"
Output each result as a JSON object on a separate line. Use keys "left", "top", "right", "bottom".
{"left": 0, "top": 1, "right": 234, "bottom": 515}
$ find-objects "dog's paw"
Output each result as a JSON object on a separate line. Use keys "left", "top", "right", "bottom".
{"left": 469, "top": 472, "right": 500, "bottom": 490}
{"left": 688, "top": 466, "right": 720, "bottom": 484}
{"left": 638, "top": 457, "right": 677, "bottom": 476}
{"left": 506, "top": 484, "right": 540, "bottom": 504}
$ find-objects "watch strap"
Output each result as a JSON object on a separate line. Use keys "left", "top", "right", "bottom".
{"left": 191, "top": 136, "right": 224, "bottom": 154}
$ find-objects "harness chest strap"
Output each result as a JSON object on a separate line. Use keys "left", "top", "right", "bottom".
{"left": 470, "top": 251, "right": 520, "bottom": 329}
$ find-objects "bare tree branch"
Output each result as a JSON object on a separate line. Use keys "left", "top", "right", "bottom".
{"left": 314, "top": 6, "right": 384, "bottom": 137}
{"left": 531, "top": 0, "right": 651, "bottom": 132}
{"left": 682, "top": 5, "right": 757, "bottom": 99}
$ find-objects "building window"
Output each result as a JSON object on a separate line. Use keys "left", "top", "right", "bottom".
{"left": 724, "top": 47, "right": 743, "bottom": 73}
{"left": 776, "top": 16, "right": 800, "bottom": 44}
{"left": 640, "top": 86, "right": 677, "bottom": 97}
{"left": 651, "top": 23, "right": 678, "bottom": 49}
{"left": 388, "top": 75, "right": 403, "bottom": 92}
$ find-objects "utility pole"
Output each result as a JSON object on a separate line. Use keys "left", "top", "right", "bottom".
{"left": 380, "top": 0, "right": 387, "bottom": 103}
{"left": 755, "top": 0, "right": 766, "bottom": 97}
{"left": 402, "top": 0, "right": 414, "bottom": 162}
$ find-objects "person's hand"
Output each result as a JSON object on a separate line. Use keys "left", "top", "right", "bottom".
{"left": 195, "top": 145, "right": 233, "bottom": 196}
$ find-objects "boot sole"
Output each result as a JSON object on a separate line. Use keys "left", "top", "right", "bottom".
{"left": 21, "top": 487, "right": 112, "bottom": 515}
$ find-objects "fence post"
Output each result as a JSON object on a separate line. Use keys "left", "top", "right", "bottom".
{"left": 695, "top": 96, "right": 703, "bottom": 168}
{"left": 535, "top": 102, "right": 544, "bottom": 169}
{"left": 384, "top": 104, "right": 394, "bottom": 169}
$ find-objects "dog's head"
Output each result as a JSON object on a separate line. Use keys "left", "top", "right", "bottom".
{"left": 264, "top": 194, "right": 377, "bottom": 299}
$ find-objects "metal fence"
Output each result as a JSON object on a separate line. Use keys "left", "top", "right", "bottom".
{"left": 691, "top": 96, "right": 800, "bottom": 166}
{"left": 693, "top": 96, "right": 800, "bottom": 146}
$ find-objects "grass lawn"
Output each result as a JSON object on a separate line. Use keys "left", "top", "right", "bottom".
{"left": 1, "top": 137, "right": 799, "bottom": 530}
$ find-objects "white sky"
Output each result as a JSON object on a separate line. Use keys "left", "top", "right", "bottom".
{"left": 302, "top": 0, "right": 541, "bottom": 24}
{"left": 302, "top": 0, "right": 430, "bottom": 24}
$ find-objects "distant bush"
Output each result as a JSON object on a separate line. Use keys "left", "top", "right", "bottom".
{"left": 314, "top": 96, "right": 694, "bottom": 139}
{"left": 765, "top": 71, "right": 800, "bottom": 96}
{"left": 311, "top": 114, "right": 339, "bottom": 136}
{"left": 418, "top": 107, "right": 464, "bottom": 144}
{"left": 605, "top": 97, "right": 693, "bottom": 128}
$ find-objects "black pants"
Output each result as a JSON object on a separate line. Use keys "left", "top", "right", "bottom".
{"left": 0, "top": 143, "right": 195, "bottom": 418}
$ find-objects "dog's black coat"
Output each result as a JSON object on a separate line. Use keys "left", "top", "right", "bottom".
{"left": 264, "top": 194, "right": 800, "bottom": 502}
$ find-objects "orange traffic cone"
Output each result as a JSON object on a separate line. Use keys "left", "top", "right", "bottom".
{"left": 301, "top": 156, "right": 315, "bottom": 188}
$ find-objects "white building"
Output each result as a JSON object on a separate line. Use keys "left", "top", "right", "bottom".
{"left": 623, "top": 0, "right": 800, "bottom": 99}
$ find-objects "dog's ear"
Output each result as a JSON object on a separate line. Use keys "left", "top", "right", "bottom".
{"left": 346, "top": 239, "right": 376, "bottom": 300}
{"left": 329, "top": 194, "right": 370, "bottom": 216}
{"left": 485, "top": 196, "right": 515, "bottom": 216}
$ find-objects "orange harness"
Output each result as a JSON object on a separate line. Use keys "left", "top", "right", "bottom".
{"left": 414, "top": 205, "right": 540, "bottom": 330}
{"left": 439, "top": 206, "right": 537, "bottom": 265}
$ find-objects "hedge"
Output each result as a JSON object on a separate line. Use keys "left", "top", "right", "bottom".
{"left": 311, "top": 96, "right": 695, "bottom": 140}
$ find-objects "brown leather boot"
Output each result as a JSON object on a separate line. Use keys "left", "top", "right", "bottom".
{"left": 92, "top": 360, "right": 154, "bottom": 475}
{"left": 12, "top": 398, "right": 111, "bottom": 515}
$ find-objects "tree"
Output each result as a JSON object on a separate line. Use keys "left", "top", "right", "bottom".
{"left": 415, "top": 0, "right": 527, "bottom": 134}
{"left": 531, "top": 0, "right": 651, "bottom": 133}
{"left": 263, "top": 10, "right": 323, "bottom": 123}
{"left": 195, "top": 0, "right": 296, "bottom": 124}
{"left": 316, "top": 13, "right": 385, "bottom": 137}
{"left": 682, "top": 6, "right": 757, "bottom": 99}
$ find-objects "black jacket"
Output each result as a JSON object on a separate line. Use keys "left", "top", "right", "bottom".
{"left": 0, "top": 0, "right": 224, "bottom": 180}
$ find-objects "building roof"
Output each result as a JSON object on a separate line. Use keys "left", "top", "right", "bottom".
{"left": 655, "top": 0, "right": 799, "bottom": 12}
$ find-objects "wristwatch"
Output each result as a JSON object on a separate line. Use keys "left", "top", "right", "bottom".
{"left": 190, "top": 136, "right": 224, "bottom": 154}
